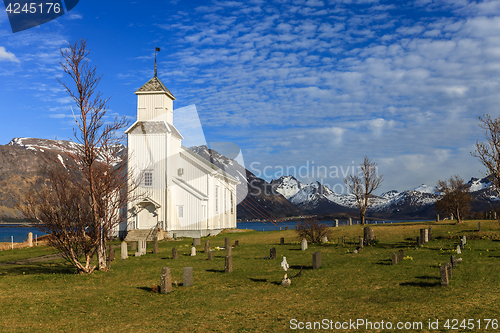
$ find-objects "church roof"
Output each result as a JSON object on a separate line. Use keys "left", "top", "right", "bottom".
{"left": 125, "top": 121, "right": 184, "bottom": 140}
{"left": 126, "top": 121, "right": 168, "bottom": 134}
{"left": 135, "top": 76, "right": 176, "bottom": 100}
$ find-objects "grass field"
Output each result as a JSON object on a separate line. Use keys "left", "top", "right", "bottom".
{"left": 1, "top": 220, "right": 500, "bottom": 332}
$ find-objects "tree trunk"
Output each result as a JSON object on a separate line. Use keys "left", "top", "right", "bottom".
{"left": 360, "top": 209, "right": 366, "bottom": 225}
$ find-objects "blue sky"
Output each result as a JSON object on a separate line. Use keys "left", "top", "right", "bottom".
{"left": 1, "top": 0, "right": 499, "bottom": 193}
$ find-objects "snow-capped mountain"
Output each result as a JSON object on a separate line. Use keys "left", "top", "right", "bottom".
{"left": 270, "top": 175, "right": 498, "bottom": 219}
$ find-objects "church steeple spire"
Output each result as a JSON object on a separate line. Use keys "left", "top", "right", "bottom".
{"left": 154, "top": 47, "right": 160, "bottom": 77}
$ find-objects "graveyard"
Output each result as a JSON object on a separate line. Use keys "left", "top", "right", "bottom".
{"left": 1, "top": 220, "right": 500, "bottom": 332}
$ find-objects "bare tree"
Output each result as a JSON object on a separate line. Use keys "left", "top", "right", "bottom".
{"left": 295, "top": 218, "right": 330, "bottom": 243}
{"left": 435, "top": 175, "right": 471, "bottom": 223}
{"left": 57, "top": 39, "right": 132, "bottom": 271}
{"left": 474, "top": 114, "right": 500, "bottom": 199}
{"left": 20, "top": 166, "right": 97, "bottom": 274}
{"left": 18, "top": 39, "right": 142, "bottom": 273}
{"left": 344, "top": 156, "right": 383, "bottom": 225}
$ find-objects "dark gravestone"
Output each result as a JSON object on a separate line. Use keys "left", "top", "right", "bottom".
{"left": 183, "top": 267, "right": 193, "bottom": 287}
{"left": 478, "top": 222, "right": 481, "bottom": 232}
{"left": 428, "top": 227, "right": 433, "bottom": 241}
{"left": 363, "top": 227, "right": 372, "bottom": 246}
{"left": 193, "top": 238, "right": 200, "bottom": 246}
{"left": 391, "top": 253, "right": 397, "bottom": 265}
{"left": 416, "top": 237, "right": 420, "bottom": 245}
{"left": 312, "top": 252, "right": 321, "bottom": 269}
{"left": 398, "top": 249, "right": 404, "bottom": 261}
{"left": 451, "top": 255, "right": 457, "bottom": 269}
{"left": 225, "top": 256, "right": 233, "bottom": 273}
{"left": 205, "top": 240, "right": 210, "bottom": 253}
{"left": 225, "top": 237, "right": 229, "bottom": 249}
{"left": 446, "top": 262, "right": 453, "bottom": 280}
{"left": 280, "top": 237, "right": 284, "bottom": 245}
{"left": 440, "top": 265, "right": 449, "bottom": 286}
{"left": 109, "top": 248, "right": 115, "bottom": 261}
{"left": 172, "top": 248, "right": 178, "bottom": 260}
{"left": 208, "top": 250, "right": 213, "bottom": 260}
{"left": 131, "top": 242, "right": 137, "bottom": 251}
{"left": 235, "top": 240, "right": 239, "bottom": 246}
{"left": 270, "top": 247, "right": 276, "bottom": 260}
{"left": 161, "top": 267, "right": 172, "bottom": 294}
{"left": 420, "top": 229, "right": 426, "bottom": 244}
{"left": 153, "top": 238, "right": 159, "bottom": 254}
{"left": 436, "top": 214, "right": 439, "bottom": 223}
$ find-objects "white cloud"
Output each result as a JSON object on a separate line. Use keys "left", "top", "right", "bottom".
{"left": 0, "top": 47, "right": 19, "bottom": 63}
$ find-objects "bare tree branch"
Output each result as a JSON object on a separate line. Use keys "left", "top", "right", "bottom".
{"left": 344, "top": 156, "right": 383, "bottom": 225}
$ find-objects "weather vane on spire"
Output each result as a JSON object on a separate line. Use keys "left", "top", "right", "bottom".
{"left": 155, "top": 46, "right": 160, "bottom": 77}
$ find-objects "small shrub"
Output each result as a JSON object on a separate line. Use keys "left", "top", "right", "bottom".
{"left": 295, "top": 218, "right": 330, "bottom": 244}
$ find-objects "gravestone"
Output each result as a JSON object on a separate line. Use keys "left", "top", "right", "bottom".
{"left": 460, "top": 238, "right": 465, "bottom": 250}
{"left": 424, "top": 229, "right": 429, "bottom": 243}
{"left": 321, "top": 235, "right": 328, "bottom": 243}
{"left": 208, "top": 250, "right": 213, "bottom": 260}
{"left": 398, "top": 249, "right": 404, "bottom": 261}
{"left": 193, "top": 238, "right": 200, "bottom": 246}
{"left": 436, "top": 214, "right": 439, "bottom": 223}
{"left": 28, "top": 232, "right": 33, "bottom": 247}
{"left": 121, "top": 241, "right": 128, "bottom": 260}
{"left": 153, "top": 238, "right": 159, "bottom": 254}
{"left": 371, "top": 230, "right": 374, "bottom": 241}
{"left": 349, "top": 218, "right": 352, "bottom": 226}
{"left": 363, "top": 227, "right": 372, "bottom": 246}
{"left": 183, "top": 267, "right": 193, "bottom": 287}
{"left": 451, "top": 255, "right": 457, "bottom": 268}
{"left": 191, "top": 246, "right": 196, "bottom": 256}
{"left": 204, "top": 240, "right": 210, "bottom": 253}
{"left": 225, "top": 237, "right": 229, "bottom": 249}
{"left": 478, "top": 222, "right": 481, "bottom": 232}
{"left": 456, "top": 245, "right": 461, "bottom": 255}
{"left": 420, "top": 229, "right": 426, "bottom": 244}
{"left": 416, "top": 237, "right": 420, "bottom": 245}
{"left": 161, "top": 267, "right": 172, "bottom": 294}
{"left": 312, "top": 252, "right": 321, "bottom": 269}
{"left": 440, "top": 265, "right": 449, "bottom": 286}
{"left": 359, "top": 237, "right": 363, "bottom": 249}
{"left": 131, "top": 242, "right": 137, "bottom": 251}
{"left": 463, "top": 235, "right": 466, "bottom": 245}
{"left": 301, "top": 239, "right": 308, "bottom": 251}
{"left": 270, "top": 247, "right": 276, "bottom": 259}
{"left": 172, "top": 248, "right": 178, "bottom": 259}
{"left": 140, "top": 240, "right": 147, "bottom": 255}
{"left": 335, "top": 219, "right": 339, "bottom": 227}
{"left": 446, "top": 262, "right": 453, "bottom": 280}
{"left": 109, "top": 248, "right": 115, "bottom": 261}
{"left": 451, "top": 214, "right": 454, "bottom": 220}
{"left": 280, "top": 237, "right": 285, "bottom": 245}
{"left": 225, "top": 256, "right": 233, "bottom": 273}
{"left": 494, "top": 212, "right": 497, "bottom": 220}
{"left": 235, "top": 240, "right": 239, "bottom": 246}
{"left": 227, "top": 245, "right": 232, "bottom": 256}
{"left": 391, "top": 253, "right": 397, "bottom": 265}
{"left": 428, "top": 227, "right": 433, "bottom": 241}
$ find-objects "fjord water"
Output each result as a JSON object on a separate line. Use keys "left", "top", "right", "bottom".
{"left": 0, "top": 225, "right": 45, "bottom": 243}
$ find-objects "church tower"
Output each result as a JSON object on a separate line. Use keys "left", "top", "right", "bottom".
{"left": 135, "top": 75, "right": 176, "bottom": 124}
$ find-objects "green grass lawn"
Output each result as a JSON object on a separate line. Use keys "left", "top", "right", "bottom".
{"left": 1, "top": 220, "right": 500, "bottom": 332}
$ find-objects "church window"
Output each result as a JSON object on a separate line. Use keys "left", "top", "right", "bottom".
{"left": 215, "top": 185, "right": 219, "bottom": 213}
{"left": 144, "top": 172, "right": 153, "bottom": 187}
{"left": 230, "top": 192, "right": 234, "bottom": 214}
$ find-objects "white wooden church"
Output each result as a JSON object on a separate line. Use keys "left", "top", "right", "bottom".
{"left": 119, "top": 73, "right": 239, "bottom": 238}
